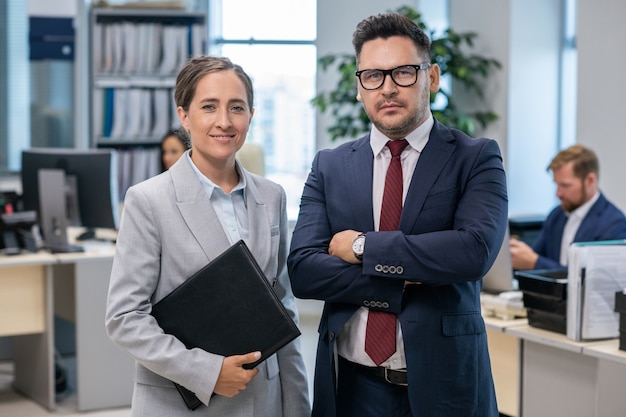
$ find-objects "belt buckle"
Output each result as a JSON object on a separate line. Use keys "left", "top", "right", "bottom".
{"left": 384, "top": 368, "right": 408, "bottom": 386}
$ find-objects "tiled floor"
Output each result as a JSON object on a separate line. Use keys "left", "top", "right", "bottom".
{"left": 0, "top": 300, "right": 322, "bottom": 416}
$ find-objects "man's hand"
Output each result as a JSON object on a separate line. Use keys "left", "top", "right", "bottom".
{"left": 510, "top": 237, "right": 539, "bottom": 270}
{"left": 329, "top": 230, "right": 362, "bottom": 264}
{"left": 213, "top": 351, "right": 261, "bottom": 397}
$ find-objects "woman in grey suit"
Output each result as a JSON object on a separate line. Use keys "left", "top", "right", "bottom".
{"left": 105, "top": 56, "right": 310, "bottom": 416}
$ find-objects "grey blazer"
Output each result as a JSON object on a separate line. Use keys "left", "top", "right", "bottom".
{"left": 105, "top": 152, "right": 310, "bottom": 417}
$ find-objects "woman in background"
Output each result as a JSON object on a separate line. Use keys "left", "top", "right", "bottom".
{"left": 160, "top": 128, "right": 190, "bottom": 171}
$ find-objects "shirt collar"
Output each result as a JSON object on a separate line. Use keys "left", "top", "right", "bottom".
{"left": 186, "top": 151, "right": 247, "bottom": 197}
{"left": 370, "top": 114, "right": 433, "bottom": 156}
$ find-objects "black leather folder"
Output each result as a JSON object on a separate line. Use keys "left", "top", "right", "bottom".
{"left": 151, "top": 240, "right": 301, "bottom": 410}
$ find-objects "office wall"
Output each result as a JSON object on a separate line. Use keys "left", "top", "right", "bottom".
{"left": 448, "top": 0, "right": 511, "bottom": 155}
{"left": 577, "top": 0, "right": 626, "bottom": 212}
{"left": 449, "top": 0, "right": 564, "bottom": 217}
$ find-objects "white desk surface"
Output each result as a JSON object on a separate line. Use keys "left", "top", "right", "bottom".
{"left": 506, "top": 324, "right": 612, "bottom": 354}
{"left": 582, "top": 339, "right": 626, "bottom": 365}
{"left": 53, "top": 244, "right": 115, "bottom": 263}
{"left": 0, "top": 251, "right": 56, "bottom": 267}
{"left": 0, "top": 247, "right": 115, "bottom": 265}
{"left": 0, "top": 225, "right": 117, "bottom": 266}
{"left": 483, "top": 315, "right": 528, "bottom": 333}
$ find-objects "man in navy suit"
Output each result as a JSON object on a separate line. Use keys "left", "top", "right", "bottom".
{"left": 510, "top": 144, "right": 626, "bottom": 270}
{"left": 288, "top": 12, "right": 506, "bottom": 417}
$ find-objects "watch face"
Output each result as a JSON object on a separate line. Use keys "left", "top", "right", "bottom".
{"left": 352, "top": 235, "right": 365, "bottom": 254}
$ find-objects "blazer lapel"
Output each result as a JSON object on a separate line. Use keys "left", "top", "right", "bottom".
{"left": 401, "top": 122, "right": 456, "bottom": 231}
{"left": 170, "top": 155, "right": 230, "bottom": 261}
{"left": 241, "top": 166, "right": 272, "bottom": 271}
{"left": 346, "top": 138, "right": 376, "bottom": 232}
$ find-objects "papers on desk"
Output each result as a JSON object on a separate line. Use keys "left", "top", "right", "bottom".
{"left": 567, "top": 240, "right": 626, "bottom": 341}
{"left": 481, "top": 291, "right": 527, "bottom": 321}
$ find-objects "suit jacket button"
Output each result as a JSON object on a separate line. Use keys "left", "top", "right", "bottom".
{"left": 364, "top": 300, "right": 370, "bottom": 307}
{"left": 397, "top": 266, "right": 404, "bottom": 274}
{"left": 375, "top": 264, "right": 383, "bottom": 272}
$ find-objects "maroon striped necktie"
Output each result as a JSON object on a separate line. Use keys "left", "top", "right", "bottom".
{"left": 365, "top": 139, "right": 408, "bottom": 365}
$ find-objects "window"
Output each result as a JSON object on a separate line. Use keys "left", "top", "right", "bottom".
{"left": 0, "top": 1, "right": 30, "bottom": 174}
{"left": 208, "top": 0, "right": 317, "bottom": 220}
{"left": 0, "top": 3, "right": 75, "bottom": 175}
{"left": 559, "top": 0, "right": 577, "bottom": 150}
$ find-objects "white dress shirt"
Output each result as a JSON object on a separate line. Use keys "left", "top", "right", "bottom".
{"left": 337, "top": 115, "right": 433, "bottom": 369}
{"left": 559, "top": 191, "right": 600, "bottom": 265}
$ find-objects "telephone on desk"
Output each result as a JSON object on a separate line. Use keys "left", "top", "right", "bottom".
{"left": 0, "top": 210, "right": 41, "bottom": 255}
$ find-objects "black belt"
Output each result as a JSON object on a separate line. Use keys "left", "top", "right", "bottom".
{"left": 339, "top": 356, "right": 408, "bottom": 386}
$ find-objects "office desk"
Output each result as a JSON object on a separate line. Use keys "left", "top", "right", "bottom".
{"left": 582, "top": 340, "right": 626, "bottom": 417}
{"left": 0, "top": 252, "right": 56, "bottom": 410}
{"left": 0, "top": 245, "right": 134, "bottom": 412}
{"left": 483, "top": 315, "right": 527, "bottom": 417}
{"left": 506, "top": 325, "right": 626, "bottom": 417}
{"left": 54, "top": 245, "right": 134, "bottom": 411}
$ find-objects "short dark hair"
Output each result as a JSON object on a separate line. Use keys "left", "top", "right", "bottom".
{"left": 352, "top": 13, "right": 432, "bottom": 63}
{"left": 160, "top": 128, "right": 190, "bottom": 172}
{"left": 548, "top": 144, "right": 599, "bottom": 180}
{"left": 160, "top": 128, "right": 189, "bottom": 148}
{"left": 174, "top": 55, "right": 254, "bottom": 112}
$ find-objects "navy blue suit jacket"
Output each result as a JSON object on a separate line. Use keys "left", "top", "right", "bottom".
{"left": 288, "top": 120, "right": 508, "bottom": 417}
{"left": 531, "top": 193, "right": 626, "bottom": 269}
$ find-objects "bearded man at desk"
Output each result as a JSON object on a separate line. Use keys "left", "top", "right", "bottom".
{"left": 510, "top": 144, "right": 626, "bottom": 270}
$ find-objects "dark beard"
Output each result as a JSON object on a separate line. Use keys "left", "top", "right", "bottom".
{"left": 561, "top": 183, "right": 588, "bottom": 212}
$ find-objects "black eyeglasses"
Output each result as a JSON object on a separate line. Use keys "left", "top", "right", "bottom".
{"left": 355, "top": 63, "right": 431, "bottom": 90}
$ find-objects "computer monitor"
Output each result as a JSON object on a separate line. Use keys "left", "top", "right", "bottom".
{"left": 20, "top": 148, "right": 119, "bottom": 248}
{"left": 481, "top": 228, "right": 517, "bottom": 294}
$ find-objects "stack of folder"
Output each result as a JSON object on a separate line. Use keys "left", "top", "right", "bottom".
{"left": 566, "top": 241, "right": 626, "bottom": 341}
{"left": 515, "top": 268, "right": 568, "bottom": 334}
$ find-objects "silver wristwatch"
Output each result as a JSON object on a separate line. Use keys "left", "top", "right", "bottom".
{"left": 352, "top": 233, "right": 365, "bottom": 260}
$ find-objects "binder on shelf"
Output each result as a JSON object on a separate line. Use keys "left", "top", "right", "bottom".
{"left": 111, "top": 23, "right": 124, "bottom": 74}
{"left": 91, "top": 8, "right": 207, "bottom": 206}
{"left": 92, "top": 8, "right": 206, "bottom": 143}
{"left": 151, "top": 240, "right": 301, "bottom": 410}
{"left": 150, "top": 88, "right": 171, "bottom": 136}
{"left": 137, "top": 89, "right": 153, "bottom": 137}
{"left": 191, "top": 23, "right": 205, "bottom": 56}
{"left": 123, "top": 89, "right": 143, "bottom": 137}
{"left": 566, "top": 240, "right": 626, "bottom": 341}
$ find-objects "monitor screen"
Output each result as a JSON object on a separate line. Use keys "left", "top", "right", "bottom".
{"left": 482, "top": 228, "right": 516, "bottom": 294}
{"left": 21, "top": 148, "right": 119, "bottom": 235}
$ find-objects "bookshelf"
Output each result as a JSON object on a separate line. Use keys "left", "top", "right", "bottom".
{"left": 89, "top": 6, "right": 206, "bottom": 197}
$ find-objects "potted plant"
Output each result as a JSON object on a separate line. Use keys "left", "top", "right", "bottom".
{"left": 312, "top": 5, "right": 502, "bottom": 141}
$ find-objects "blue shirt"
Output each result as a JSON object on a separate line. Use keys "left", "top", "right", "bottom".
{"left": 187, "top": 153, "right": 249, "bottom": 244}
